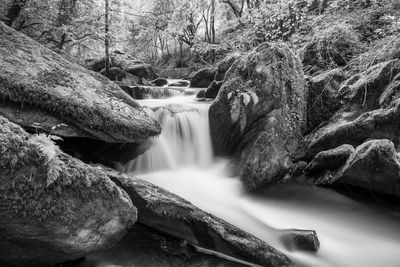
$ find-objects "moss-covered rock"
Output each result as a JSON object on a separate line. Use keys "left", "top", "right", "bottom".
{"left": 209, "top": 42, "right": 307, "bottom": 190}
{"left": 317, "top": 139, "right": 400, "bottom": 198}
{"left": 190, "top": 67, "right": 217, "bottom": 88}
{"left": 0, "top": 116, "right": 137, "bottom": 267}
{"left": 0, "top": 22, "right": 160, "bottom": 143}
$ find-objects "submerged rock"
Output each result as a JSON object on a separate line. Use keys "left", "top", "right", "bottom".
{"left": 190, "top": 67, "right": 217, "bottom": 88}
{"left": 0, "top": 22, "right": 160, "bottom": 144}
{"left": 0, "top": 116, "right": 136, "bottom": 267}
{"left": 210, "top": 42, "right": 307, "bottom": 190}
{"left": 108, "top": 171, "right": 293, "bottom": 267}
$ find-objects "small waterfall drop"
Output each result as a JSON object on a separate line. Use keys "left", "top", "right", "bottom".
{"left": 124, "top": 96, "right": 213, "bottom": 174}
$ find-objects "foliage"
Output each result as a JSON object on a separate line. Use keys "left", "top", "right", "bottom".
{"left": 227, "top": 87, "right": 259, "bottom": 133}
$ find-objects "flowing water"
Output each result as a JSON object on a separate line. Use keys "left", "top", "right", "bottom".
{"left": 125, "top": 92, "right": 400, "bottom": 267}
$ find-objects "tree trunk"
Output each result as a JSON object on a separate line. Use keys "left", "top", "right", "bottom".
{"left": 104, "top": 0, "right": 110, "bottom": 77}
{"left": 210, "top": 0, "right": 216, "bottom": 63}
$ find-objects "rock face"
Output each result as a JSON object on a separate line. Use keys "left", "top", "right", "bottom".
{"left": 0, "top": 117, "right": 137, "bottom": 267}
{"left": 305, "top": 144, "right": 354, "bottom": 174}
{"left": 210, "top": 42, "right": 307, "bottom": 190}
{"left": 304, "top": 59, "right": 400, "bottom": 160}
{"left": 0, "top": 22, "right": 160, "bottom": 143}
{"left": 190, "top": 67, "right": 217, "bottom": 88}
{"left": 306, "top": 68, "right": 346, "bottom": 132}
{"left": 318, "top": 139, "right": 400, "bottom": 198}
{"left": 109, "top": 171, "right": 293, "bottom": 267}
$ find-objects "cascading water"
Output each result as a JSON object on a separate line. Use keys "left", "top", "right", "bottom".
{"left": 124, "top": 96, "right": 213, "bottom": 173}
{"left": 122, "top": 91, "right": 400, "bottom": 267}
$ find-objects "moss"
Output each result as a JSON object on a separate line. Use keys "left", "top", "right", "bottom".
{"left": 0, "top": 116, "right": 130, "bottom": 224}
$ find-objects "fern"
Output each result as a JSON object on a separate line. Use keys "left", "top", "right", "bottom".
{"left": 30, "top": 134, "right": 63, "bottom": 186}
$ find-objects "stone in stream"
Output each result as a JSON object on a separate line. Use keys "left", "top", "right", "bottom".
{"left": 317, "top": 139, "right": 400, "bottom": 198}
{"left": 169, "top": 80, "right": 190, "bottom": 87}
{"left": 205, "top": 80, "right": 223, "bottom": 99}
{"left": 209, "top": 42, "right": 307, "bottom": 190}
{"left": 107, "top": 170, "right": 294, "bottom": 267}
{"left": 0, "top": 116, "right": 136, "bottom": 267}
{"left": 0, "top": 22, "right": 160, "bottom": 144}
{"left": 281, "top": 229, "right": 320, "bottom": 252}
{"left": 190, "top": 67, "right": 217, "bottom": 88}
{"left": 150, "top": 77, "right": 168, "bottom": 86}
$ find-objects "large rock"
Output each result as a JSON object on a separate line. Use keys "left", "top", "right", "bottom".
{"left": 210, "top": 42, "right": 307, "bottom": 190}
{"left": 99, "top": 66, "right": 127, "bottom": 81}
{"left": 317, "top": 139, "right": 400, "bottom": 198}
{"left": 108, "top": 171, "right": 293, "bottom": 267}
{"left": 305, "top": 144, "right": 354, "bottom": 174}
{"left": 0, "top": 22, "right": 160, "bottom": 143}
{"left": 0, "top": 117, "right": 136, "bottom": 267}
{"left": 304, "top": 59, "right": 400, "bottom": 160}
{"left": 190, "top": 67, "right": 217, "bottom": 88}
{"left": 306, "top": 68, "right": 346, "bottom": 132}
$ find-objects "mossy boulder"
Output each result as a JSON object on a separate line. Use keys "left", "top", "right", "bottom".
{"left": 190, "top": 67, "right": 217, "bottom": 88}
{"left": 209, "top": 42, "right": 307, "bottom": 190}
{"left": 215, "top": 53, "right": 241, "bottom": 81}
{"left": 317, "top": 139, "right": 400, "bottom": 198}
{"left": 0, "top": 116, "right": 136, "bottom": 267}
{"left": 0, "top": 22, "right": 160, "bottom": 143}
{"left": 304, "top": 59, "right": 400, "bottom": 160}
{"left": 204, "top": 80, "right": 223, "bottom": 99}
{"left": 305, "top": 144, "right": 354, "bottom": 174}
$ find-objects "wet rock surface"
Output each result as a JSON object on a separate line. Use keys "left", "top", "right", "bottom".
{"left": 108, "top": 171, "right": 293, "bottom": 267}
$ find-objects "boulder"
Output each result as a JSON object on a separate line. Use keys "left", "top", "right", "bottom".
{"left": 306, "top": 68, "right": 346, "bottom": 132}
{"left": 304, "top": 59, "right": 400, "bottom": 160}
{"left": 99, "top": 67, "right": 127, "bottom": 81}
{"left": 281, "top": 229, "right": 320, "bottom": 252}
{"left": 196, "top": 89, "right": 206, "bottom": 99}
{"left": 190, "top": 67, "right": 217, "bottom": 88}
{"left": 168, "top": 80, "right": 190, "bottom": 87}
{"left": 205, "top": 80, "right": 223, "bottom": 99}
{"left": 215, "top": 53, "right": 240, "bottom": 81}
{"left": 0, "top": 117, "right": 136, "bottom": 267}
{"left": 0, "top": 22, "right": 160, "bottom": 143}
{"left": 209, "top": 42, "right": 307, "bottom": 190}
{"left": 305, "top": 144, "right": 354, "bottom": 174}
{"left": 150, "top": 78, "right": 168, "bottom": 86}
{"left": 127, "top": 64, "right": 158, "bottom": 82}
{"left": 318, "top": 139, "right": 400, "bottom": 198}
{"left": 108, "top": 171, "right": 292, "bottom": 267}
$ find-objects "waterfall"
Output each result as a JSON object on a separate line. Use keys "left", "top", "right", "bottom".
{"left": 124, "top": 96, "right": 213, "bottom": 174}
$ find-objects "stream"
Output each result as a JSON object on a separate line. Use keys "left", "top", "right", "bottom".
{"left": 113, "top": 88, "right": 400, "bottom": 266}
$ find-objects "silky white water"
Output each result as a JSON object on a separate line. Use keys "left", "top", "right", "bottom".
{"left": 127, "top": 94, "right": 400, "bottom": 267}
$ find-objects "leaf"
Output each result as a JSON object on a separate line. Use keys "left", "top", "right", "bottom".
{"left": 49, "top": 135, "right": 64, "bottom": 141}
{"left": 31, "top": 134, "right": 59, "bottom": 163}
{"left": 241, "top": 93, "right": 251, "bottom": 106}
{"left": 248, "top": 91, "right": 259, "bottom": 105}
{"left": 227, "top": 92, "right": 233, "bottom": 100}
{"left": 230, "top": 97, "right": 241, "bottom": 123}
